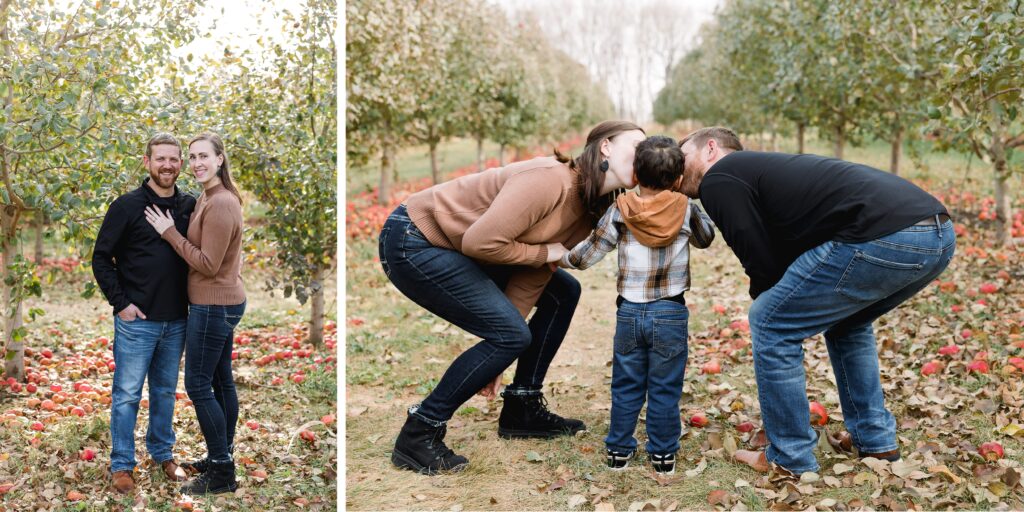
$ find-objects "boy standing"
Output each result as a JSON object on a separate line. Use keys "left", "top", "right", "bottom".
{"left": 561, "top": 135, "right": 714, "bottom": 474}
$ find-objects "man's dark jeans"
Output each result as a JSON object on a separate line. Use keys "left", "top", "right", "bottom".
{"left": 379, "top": 205, "right": 581, "bottom": 425}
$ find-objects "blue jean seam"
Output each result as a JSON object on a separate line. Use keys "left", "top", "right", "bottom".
{"left": 827, "top": 331, "right": 864, "bottom": 448}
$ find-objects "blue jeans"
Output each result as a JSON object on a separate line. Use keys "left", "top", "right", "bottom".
{"left": 110, "top": 317, "right": 186, "bottom": 472}
{"left": 184, "top": 302, "right": 245, "bottom": 463}
{"left": 379, "top": 205, "right": 581, "bottom": 425}
{"left": 750, "top": 221, "right": 955, "bottom": 473}
{"left": 606, "top": 299, "right": 689, "bottom": 456}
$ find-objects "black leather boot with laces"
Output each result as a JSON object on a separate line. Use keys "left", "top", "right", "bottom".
{"left": 391, "top": 412, "right": 468, "bottom": 475}
{"left": 498, "top": 388, "right": 586, "bottom": 439}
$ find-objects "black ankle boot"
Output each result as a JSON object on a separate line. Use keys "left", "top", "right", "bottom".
{"left": 498, "top": 388, "right": 586, "bottom": 439}
{"left": 181, "top": 460, "right": 237, "bottom": 495}
{"left": 391, "top": 412, "right": 468, "bottom": 475}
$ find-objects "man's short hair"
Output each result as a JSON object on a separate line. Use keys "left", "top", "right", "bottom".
{"left": 634, "top": 135, "right": 683, "bottom": 190}
{"left": 145, "top": 132, "right": 181, "bottom": 158}
{"left": 679, "top": 127, "right": 744, "bottom": 153}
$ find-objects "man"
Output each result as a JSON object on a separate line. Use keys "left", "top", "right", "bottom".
{"left": 93, "top": 133, "right": 196, "bottom": 493}
{"left": 677, "top": 127, "right": 954, "bottom": 475}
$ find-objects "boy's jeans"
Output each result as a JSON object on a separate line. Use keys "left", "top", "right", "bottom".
{"left": 606, "top": 299, "right": 688, "bottom": 456}
{"left": 750, "top": 221, "right": 955, "bottom": 473}
{"left": 110, "top": 317, "right": 186, "bottom": 473}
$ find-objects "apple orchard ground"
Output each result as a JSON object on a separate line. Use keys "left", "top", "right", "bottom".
{"left": 345, "top": 185, "right": 1024, "bottom": 511}
{"left": 0, "top": 260, "right": 337, "bottom": 511}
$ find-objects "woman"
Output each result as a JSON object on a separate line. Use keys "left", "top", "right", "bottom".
{"left": 144, "top": 132, "right": 246, "bottom": 495}
{"left": 380, "top": 120, "right": 646, "bottom": 475}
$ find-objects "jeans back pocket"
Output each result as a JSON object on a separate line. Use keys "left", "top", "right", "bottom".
{"left": 835, "top": 250, "right": 924, "bottom": 302}
{"left": 614, "top": 314, "right": 638, "bottom": 355}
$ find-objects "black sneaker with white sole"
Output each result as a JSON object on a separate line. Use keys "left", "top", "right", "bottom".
{"left": 649, "top": 453, "right": 676, "bottom": 474}
{"left": 606, "top": 448, "right": 635, "bottom": 470}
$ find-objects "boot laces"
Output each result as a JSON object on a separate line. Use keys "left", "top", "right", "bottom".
{"left": 527, "top": 394, "right": 561, "bottom": 423}
{"left": 428, "top": 424, "right": 456, "bottom": 463}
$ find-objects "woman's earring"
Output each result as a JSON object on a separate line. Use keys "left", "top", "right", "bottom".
{"left": 599, "top": 159, "right": 609, "bottom": 172}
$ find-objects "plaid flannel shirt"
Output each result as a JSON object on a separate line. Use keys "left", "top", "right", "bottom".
{"left": 561, "top": 202, "right": 715, "bottom": 303}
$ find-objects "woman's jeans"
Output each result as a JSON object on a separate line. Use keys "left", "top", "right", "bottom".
{"left": 379, "top": 205, "right": 581, "bottom": 425}
{"left": 749, "top": 221, "right": 955, "bottom": 473}
{"left": 110, "top": 317, "right": 186, "bottom": 472}
{"left": 184, "top": 302, "right": 246, "bottom": 463}
{"left": 606, "top": 299, "right": 688, "bottom": 457}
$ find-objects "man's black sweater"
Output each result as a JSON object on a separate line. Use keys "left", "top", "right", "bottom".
{"left": 92, "top": 178, "right": 196, "bottom": 320}
{"left": 698, "top": 151, "right": 949, "bottom": 299}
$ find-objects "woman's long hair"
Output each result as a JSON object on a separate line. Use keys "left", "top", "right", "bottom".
{"left": 189, "top": 132, "right": 242, "bottom": 205}
{"left": 554, "top": 120, "right": 645, "bottom": 223}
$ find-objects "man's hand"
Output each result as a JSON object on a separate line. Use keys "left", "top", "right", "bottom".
{"left": 144, "top": 205, "right": 175, "bottom": 235}
{"left": 477, "top": 373, "right": 502, "bottom": 400}
{"left": 117, "top": 303, "right": 147, "bottom": 322}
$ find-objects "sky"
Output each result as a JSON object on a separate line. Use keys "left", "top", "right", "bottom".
{"left": 495, "top": 0, "right": 722, "bottom": 124}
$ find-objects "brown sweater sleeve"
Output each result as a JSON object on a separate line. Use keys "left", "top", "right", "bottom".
{"left": 162, "top": 195, "right": 240, "bottom": 278}
{"left": 461, "top": 168, "right": 564, "bottom": 267}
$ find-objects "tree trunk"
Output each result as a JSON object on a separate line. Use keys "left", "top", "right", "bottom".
{"left": 991, "top": 137, "right": 1012, "bottom": 246}
{"left": 308, "top": 265, "right": 325, "bottom": 347}
{"left": 476, "top": 136, "right": 485, "bottom": 172}
{"left": 770, "top": 129, "right": 777, "bottom": 152}
{"left": 498, "top": 143, "right": 506, "bottom": 166}
{"left": 833, "top": 123, "right": 845, "bottom": 159}
{"left": 514, "top": 146, "right": 524, "bottom": 162}
{"left": 890, "top": 125, "right": 902, "bottom": 175}
{"left": 378, "top": 139, "right": 394, "bottom": 206}
{"left": 1, "top": 205, "right": 24, "bottom": 381}
{"left": 797, "top": 123, "right": 805, "bottom": 154}
{"left": 429, "top": 142, "right": 440, "bottom": 184}
{"left": 33, "top": 211, "right": 44, "bottom": 263}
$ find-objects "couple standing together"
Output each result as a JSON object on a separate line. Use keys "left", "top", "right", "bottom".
{"left": 379, "top": 121, "right": 955, "bottom": 477}
{"left": 91, "top": 132, "right": 247, "bottom": 495}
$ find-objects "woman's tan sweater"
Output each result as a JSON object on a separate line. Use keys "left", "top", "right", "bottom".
{"left": 405, "top": 157, "right": 594, "bottom": 316}
{"left": 161, "top": 184, "right": 246, "bottom": 305}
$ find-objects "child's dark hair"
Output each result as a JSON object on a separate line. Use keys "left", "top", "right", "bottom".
{"left": 633, "top": 135, "right": 683, "bottom": 190}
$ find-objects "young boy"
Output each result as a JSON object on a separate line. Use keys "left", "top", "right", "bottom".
{"left": 560, "top": 135, "right": 715, "bottom": 474}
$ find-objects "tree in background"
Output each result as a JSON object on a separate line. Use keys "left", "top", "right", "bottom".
{"left": 199, "top": 0, "right": 338, "bottom": 346}
{"left": 928, "top": 0, "right": 1022, "bottom": 246}
{"left": 347, "top": 0, "right": 615, "bottom": 189}
{"left": 0, "top": 0, "right": 199, "bottom": 381}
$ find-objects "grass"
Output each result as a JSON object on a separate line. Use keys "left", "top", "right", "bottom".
{"left": 345, "top": 132, "right": 1024, "bottom": 510}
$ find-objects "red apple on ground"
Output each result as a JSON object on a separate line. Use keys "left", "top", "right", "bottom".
{"left": 736, "top": 421, "right": 755, "bottom": 433}
{"left": 967, "top": 360, "right": 990, "bottom": 374}
{"left": 979, "top": 283, "right": 998, "bottom": 294}
{"left": 938, "top": 345, "right": 960, "bottom": 356}
{"left": 701, "top": 359, "right": 722, "bottom": 375}
{"left": 978, "top": 442, "right": 1004, "bottom": 461}
{"left": 809, "top": 402, "right": 828, "bottom": 426}
{"left": 300, "top": 430, "right": 316, "bottom": 443}
{"left": 79, "top": 449, "right": 95, "bottom": 461}
{"left": 30, "top": 421, "right": 44, "bottom": 431}
{"left": 689, "top": 413, "right": 709, "bottom": 428}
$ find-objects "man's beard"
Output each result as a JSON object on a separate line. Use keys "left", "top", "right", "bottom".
{"left": 149, "top": 167, "right": 178, "bottom": 188}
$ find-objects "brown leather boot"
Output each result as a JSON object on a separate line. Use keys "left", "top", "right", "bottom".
{"left": 156, "top": 459, "right": 188, "bottom": 482}
{"left": 111, "top": 470, "right": 135, "bottom": 494}
{"left": 826, "top": 430, "right": 900, "bottom": 461}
